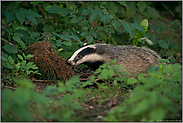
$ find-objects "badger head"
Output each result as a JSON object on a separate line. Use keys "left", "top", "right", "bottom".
{"left": 67, "top": 43, "right": 106, "bottom": 70}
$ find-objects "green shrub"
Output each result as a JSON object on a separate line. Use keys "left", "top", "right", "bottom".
{"left": 103, "top": 60, "right": 182, "bottom": 122}
{"left": 1, "top": 76, "right": 88, "bottom": 121}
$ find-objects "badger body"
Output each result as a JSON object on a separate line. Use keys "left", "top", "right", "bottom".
{"left": 67, "top": 43, "right": 161, "bottom": 74}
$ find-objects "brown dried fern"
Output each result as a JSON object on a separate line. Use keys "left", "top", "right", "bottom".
{"left": 28, "top": 39, "right": 75, "bottom": 81}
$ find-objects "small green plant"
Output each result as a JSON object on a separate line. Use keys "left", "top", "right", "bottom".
{"left": 103, "top": 60, "right": 182, "bottom": 122}
{"left": 1, "top": 79, "right": 47, "bottom": 121}
{"left": 1, "top": 76, "right": 89, "bottom": 121}
{"left": 1, "top": 53, "right": 40, "bottom": 85}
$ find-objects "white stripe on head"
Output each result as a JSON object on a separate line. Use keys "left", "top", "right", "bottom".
{"left": 68, "top": 44, "right": 96, "bottom": 61}
{"left": 76, "top": 53, "right": 105, "bottom": 65}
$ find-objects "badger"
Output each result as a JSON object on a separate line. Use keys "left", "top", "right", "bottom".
{"left": 67, "top": 43, "right": 161, "bottom": 75}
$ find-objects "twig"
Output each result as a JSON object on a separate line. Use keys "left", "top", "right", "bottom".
{"left": 2, "top": 85, "right": 16, "bottom": 90}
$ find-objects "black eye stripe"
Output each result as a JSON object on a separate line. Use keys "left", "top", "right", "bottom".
{"left": 73, "top": 47, "right": 96, "bottom": 63}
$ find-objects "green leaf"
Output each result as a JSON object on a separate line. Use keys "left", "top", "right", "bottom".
{"left": 90, "top": 14, "right": 98, "bottom": 22}
{"left": 43, "top": 25, "right": 55, "bottom": 32}
{"left": 8, "top": 56, "right": 15, "bottom": 64}
{"left": 130, "top": 23, "right": 144, "bottom": 32}
{"left": 131, "top": 99, "right": 149, "bottom": 115}
{"left": 127, "top": 78, "right": 137, "bottom": 85}
{"left": 127, "top": 2, "right": 136, "bottom": 16}
{"left": 140, "top": 19, "right": 148, "bottom": 32}
{"left": 123, "top": 23, "right": 132, "bottom": 35}
{"left": 2, "top": 44, "right": 18, "bottom": 53}
{"left": 89, "top": 30, "right": 97, "bottom": 38}
{"left": 25, "top": 10, "right": 41, "bottom": 17}
{"left": 67, "top": 35, "right": 82, "bottom": 43}
{"left": 81, "top": 31, "right": 89, "bottom": 36}
{"left": 82, "top": 9, "right": 89, "bottom": 15}
{"left": 158, "top": 40, "right": 169, "bottom": 49}
{"left": 147, "top": 6, "right": 160, "bottom": 17}
{"left": 16, "top": 12, "right": 25, "bottom": 24}
{"left": 18, "top": 55, "right": 23, "bottom": 60}
{"left": 113, "top": 65, "right": 125, "bottom": 71}
{"left": 150, "top": 108, "right": 166, "bottom": 121}
{"left": 137, "top": 1, "right": 147, "bottom": 13}
{"left": 61, "top": 35, "right": 72, "bottom": 42}
{"left": 60, "top": 8, "right": 69, "bottom": 17}
{"left": 166, "top": 50, "right": 176, "bottom": 57}
{"left": 5, "top": 11, "right": 15, "bottom": 21}
{"left": 12, "top": 36, "right": 26, "bottom": 48}
{"left": 113, "top": 20, "right": 121, "bottom": 29}
{"left": 86, "top": 35, "right": 93, "bottom": 43}
{"left": 25, "top": 15, "right": 37, "bottom": 25}
{"left": 47, "top": 6, "right": 61, "bottom": 13}
{"left": 27, "top": 54, "right": 34, "bottom": 59}
{"left": 61, "top": 41, "right": 72, "bottom": 46}
{"left": 105, "top": 2, "right": 118, "bottom": 15}
{"left": 71, "top": 17, "right": 79, "bottom": 23}
{"left": 118, "top": 1, "right": 127, "bottom": 6}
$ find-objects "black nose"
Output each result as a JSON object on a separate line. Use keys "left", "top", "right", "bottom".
{"left": 67, "top": 60, "right": 71, "bottom": 65}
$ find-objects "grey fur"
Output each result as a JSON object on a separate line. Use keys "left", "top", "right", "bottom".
{"left": 68, "top": 43, "right": 161, "bottom": 75}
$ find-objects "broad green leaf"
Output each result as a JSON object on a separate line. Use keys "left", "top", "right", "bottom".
{"left": 150, "top": 108, "right": 166, "bottom": 121}
{"left": 127, "top": 2, "right": 136, "bottom": 16}
{"left": 130, "top": 23, "right": 144, "bottom": 32}
{"left": 61, "top": 41, "right": 72, "bottom": 46}
{"left": 61, "top": 35, "right": 72, "bottom": 42}
{"left": 86, "top": 35, "right": 93, "bottom": 43}
{"left": 105, "top": 2, "right": 118, "bottom": 15}
{"left": 1, "top": 56, "right": 8, "bottom": 62}
{"left": 89, "top": 30, "right": 97, "bottom": 38}
{"left": 43, "top": 25, "right": 55, "bottom": 32}
{"left": 47, "top": 6, "right": 61, "bottom": 13}
{"left": 118, "top": 1, "right": 127, "bottom": 6}
{"left": 27, "top": 54, "right": 34, "bottom": 59}
{"left": 90, "top": 14, "right": 98, "bottom": 22}
{"left": 140, "top": 19, "right": 148, "bottom": 32}
{"left": 71, "top": 17, "right": 79, "bottom": 23}
{"left": 60, "top": 8, "right": 69, "bottom": 17}
{"left": 158, "top": 40, "right": 169, "bottom": 49}
{"left": 131, "top": 99, "right": 149, "bottom": 115}
{"left": 166, "top": 50, "right": 176, "bottom": 57}
{"left": 127, "top": 78, "right": 137, "bottom": 85}
{"left": 5, "top": 11, "right": 15, "bottom": 21}
{"left": 147, "top": 6, "right": 160, "bottom": 17}
{"left": 25, "top": 10, "right": 41, "bottom": 17}
{"left": 82, "top": 9, "right": 89, "bottom": 15}
{"left": 12, "top": 36, "right": 26, "bottom": 48}
{"left": 113, "top": 20, "right": 122, "bottom": 29}
{"left": 123, "top": 23, "right": 132, "bottom": 35}
{"left": 137, "top": 1, "right": 147, "bottom": 13}
{"left": 8, "top": 56, "right": 14, "bottom": 64}
{"left": 18, "top": 55, "right": 23, "bottom": 60}
{"left": 25, "top": 15, "right": 37, "bottom": 25}
{"left": 27, "top": 62, "right": 37, "bottom": 69}
{"left": 81, "top": 31, "right": 89, "bottom": 36}
{"left": 113, "top": 65, "right": 125, "bottom": 71}
{"left": 2, "top": 44, "right": 17, "bottom": 53}
{"left": 67, "top": 35, "right": 82, "bottom": 43}
{"left": 16, "top": 12, "right": 25, "bottom": 24}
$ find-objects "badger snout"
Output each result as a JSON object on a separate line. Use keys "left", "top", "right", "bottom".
{"left": 66, "top": 60, "right": 72, "bottom": 65}
{"left": 67, "top": 60, "right": 76, "bottom": 66}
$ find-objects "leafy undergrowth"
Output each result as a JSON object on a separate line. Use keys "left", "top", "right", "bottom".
{"left": 1, "top": 60, "right": 182, "bottom": 122}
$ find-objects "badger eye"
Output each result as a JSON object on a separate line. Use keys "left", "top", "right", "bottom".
{"left": 76, "top": 55, "right": 81, "bottom": 59}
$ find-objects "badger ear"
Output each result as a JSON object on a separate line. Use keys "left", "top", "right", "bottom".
{"left": 90, "top": 46, "right": 96, "bottom": 53}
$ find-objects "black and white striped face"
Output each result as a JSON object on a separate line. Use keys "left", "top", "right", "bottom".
{"left": 67, "top": 44, "right": 105, "bottom": 67}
